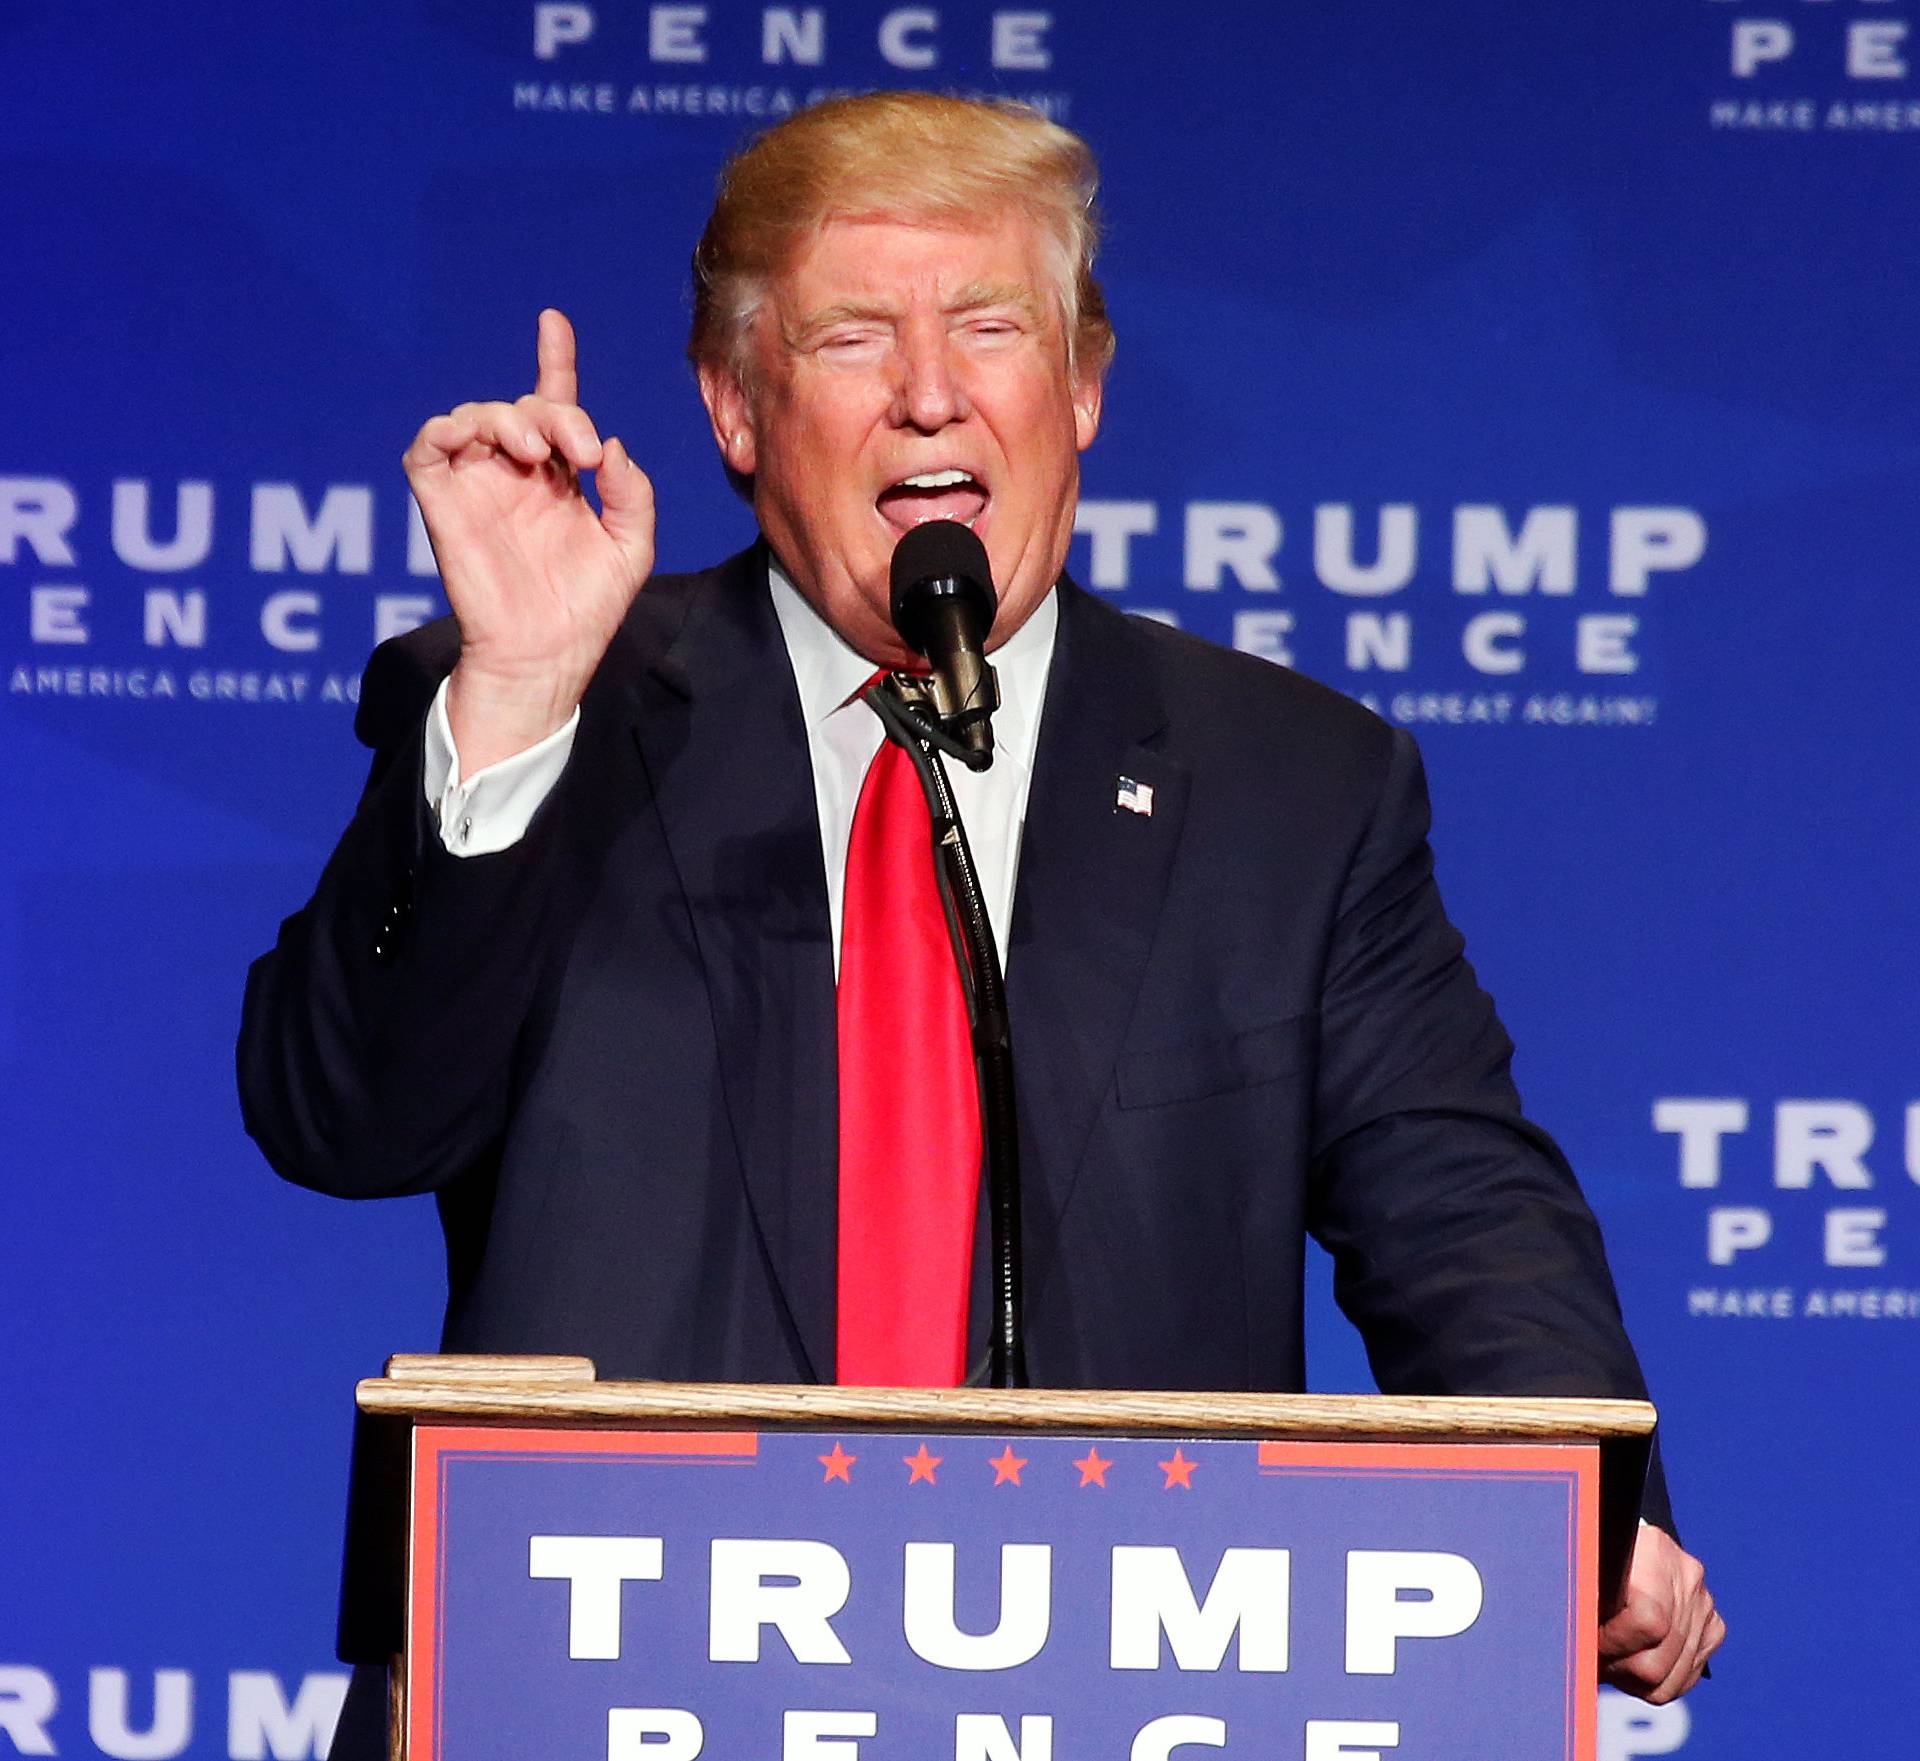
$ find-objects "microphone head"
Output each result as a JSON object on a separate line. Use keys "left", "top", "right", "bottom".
{"left": 889, "top": 520, "right": 996, "bottom": 656}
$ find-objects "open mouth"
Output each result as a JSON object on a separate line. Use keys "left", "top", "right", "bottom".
{"left": 876, "top": 468, "right": 989, "bottom": 532}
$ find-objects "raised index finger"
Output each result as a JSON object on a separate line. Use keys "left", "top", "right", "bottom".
{"left": 534, "top": 307, "right": 579, "bottom": 405}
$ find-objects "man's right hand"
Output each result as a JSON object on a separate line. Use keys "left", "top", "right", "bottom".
{"left": 403, "top": 308, "right": 656, "bottom": 772}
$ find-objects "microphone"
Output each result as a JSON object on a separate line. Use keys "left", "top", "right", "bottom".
{"left": 889, "top": 520, "right": 1000, "bottom": 769}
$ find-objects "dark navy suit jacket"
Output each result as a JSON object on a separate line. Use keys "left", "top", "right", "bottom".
{"left": 240, "top": 542, "right": 1662, "bottom": 1481}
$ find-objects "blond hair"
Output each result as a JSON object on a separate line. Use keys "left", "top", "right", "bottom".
{"left": 689, "top": 91, "right": 1114, "bottom": 382}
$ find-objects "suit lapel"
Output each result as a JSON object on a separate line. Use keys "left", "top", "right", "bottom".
{"left": 1007, "top": 584, "right": 1188, "bottom": 1320}
{"left": 622, "top": 547, "right": 839, "bottom": 1382}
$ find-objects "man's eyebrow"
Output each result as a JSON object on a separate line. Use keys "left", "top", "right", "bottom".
{"left": 945, "top": 280, "right": 1042, "bottom": 317}
{"left": 785, "top": 300, "right": 898, "bottom": 347}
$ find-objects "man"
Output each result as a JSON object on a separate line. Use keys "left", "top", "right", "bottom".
{"left": 239, "top": 93, "right": 1721, "bottom": 1713}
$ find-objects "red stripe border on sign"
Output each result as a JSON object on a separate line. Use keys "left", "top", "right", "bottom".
{"left": 408, "top": 1430, "right": 1593, "bottom": 1761}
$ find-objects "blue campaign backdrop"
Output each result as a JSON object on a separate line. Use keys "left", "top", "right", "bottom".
{"left": 4, "top": 4, "right": 1915, "bottom": 1757}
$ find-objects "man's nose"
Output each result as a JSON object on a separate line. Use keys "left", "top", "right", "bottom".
{"left": 892, "top": 326, "right": 971, "bottom": 432}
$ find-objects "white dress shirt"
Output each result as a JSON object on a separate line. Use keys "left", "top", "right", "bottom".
{"left": 423, "top": 558, "right": 1057, "bottom": 974}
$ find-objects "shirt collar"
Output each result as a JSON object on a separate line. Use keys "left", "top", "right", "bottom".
{"left": 767, "top": 550, "right": 1057, "bottom": 775}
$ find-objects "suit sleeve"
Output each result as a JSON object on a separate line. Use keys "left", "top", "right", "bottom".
{"left": 236, "top": 633, "right": 573, "bottom": 1199}
{"left": 1304, "top": 726, "right": 1674, "bottom": 1530}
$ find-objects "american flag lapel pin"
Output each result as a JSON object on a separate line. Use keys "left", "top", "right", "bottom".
{"left": 1115, "top": 775, "right": 1154, "bottom": 817}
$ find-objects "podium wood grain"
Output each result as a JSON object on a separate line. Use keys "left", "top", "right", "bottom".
{"left": 361, "top": 1353, "right": 1655, "bottom": 1439}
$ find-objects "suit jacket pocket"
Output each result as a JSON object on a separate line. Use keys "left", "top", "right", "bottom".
{"left": 1114, "top": 1014, "right": 1312, "bottom": 1110}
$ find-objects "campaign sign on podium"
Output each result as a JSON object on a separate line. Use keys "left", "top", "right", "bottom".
{"left": 405, "top": 1423, "right": 1598, "bottom": 1761}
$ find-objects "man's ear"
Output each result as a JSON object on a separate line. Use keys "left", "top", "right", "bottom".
{"left": 697, "top": 362, "right": 759, "bottom": 478}
{"left": 1072, "top": 365, "right": 1103, "bottom": 453}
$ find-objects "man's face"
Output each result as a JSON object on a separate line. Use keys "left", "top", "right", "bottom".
{"left": 700, "top": 210, "right": 1103, "bottom": 666}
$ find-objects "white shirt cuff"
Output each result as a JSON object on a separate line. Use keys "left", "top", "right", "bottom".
{"left": 422, "top": 676, "right": 579, "bottom": 857}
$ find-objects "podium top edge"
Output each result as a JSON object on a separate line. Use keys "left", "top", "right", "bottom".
{"left": 353, "top": 1367, "right": 1657, "bottom": 1440}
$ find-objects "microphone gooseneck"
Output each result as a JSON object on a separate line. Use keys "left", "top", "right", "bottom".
{"left": 889, "top": 520, "right": 999, "bottom": 770}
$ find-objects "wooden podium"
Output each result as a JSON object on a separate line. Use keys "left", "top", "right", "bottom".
{"left": 343, "top": 1356, "right": 1654, "bottom": 1761}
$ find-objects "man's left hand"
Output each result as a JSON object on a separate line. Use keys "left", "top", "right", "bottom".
{"left": 1599, "top": 1522, "right": 1725, "bottom": 1701}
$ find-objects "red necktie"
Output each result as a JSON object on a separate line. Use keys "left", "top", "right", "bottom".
{"left": 835, "top": 725, "right": 981, "bottom": 1386}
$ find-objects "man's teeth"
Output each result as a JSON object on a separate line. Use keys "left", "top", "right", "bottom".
{"left": 882, "top": 469, "right": 985, "bottom": 526}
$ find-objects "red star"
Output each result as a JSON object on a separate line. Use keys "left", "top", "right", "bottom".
{"left": 988, "top": 1444, "right": 1028, "bottom": 1486}
{"left": 1073, "top": 1447, "right": 1113, "bottom": 1488}
{"left": 1159, "top": 1447, "right": 1197, "bottom": 1490}
{"left": 904, "top": 1443, "right": 942, "bottom": 1485}
{"left": 818, "top": 1441, "right": 856, "bottom": 1484}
